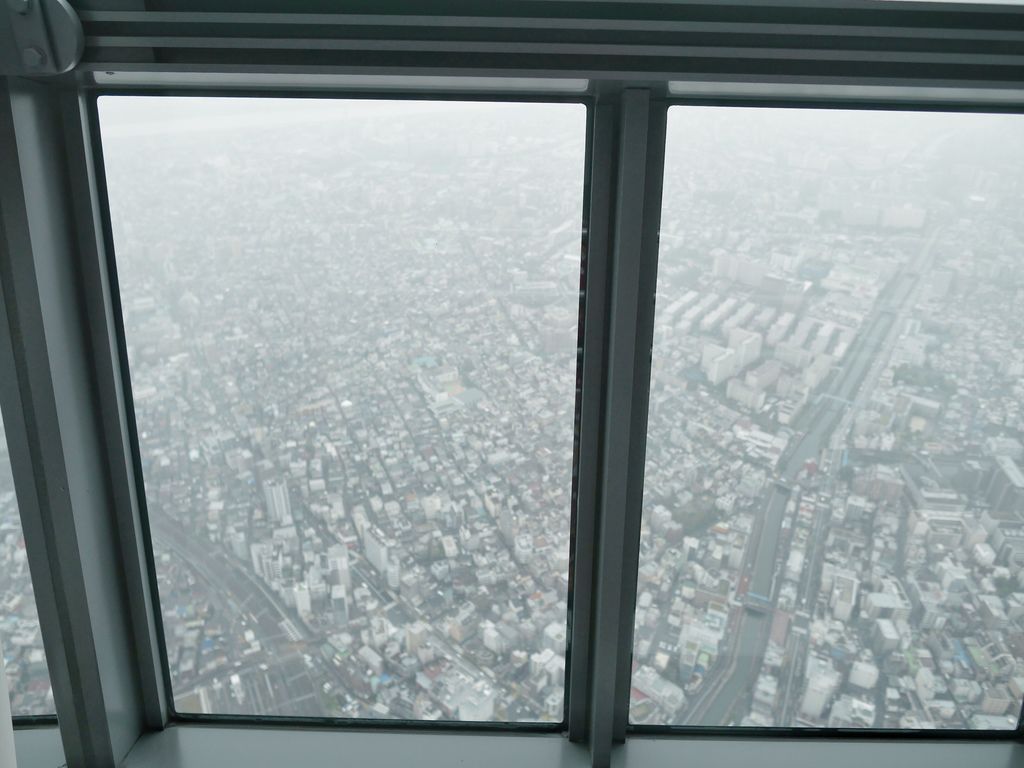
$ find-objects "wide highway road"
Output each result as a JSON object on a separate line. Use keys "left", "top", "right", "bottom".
{"left": 688, "top": 270, "right": 915, "bottom": 725}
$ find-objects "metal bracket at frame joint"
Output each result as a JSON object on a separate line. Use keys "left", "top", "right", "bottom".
{"left": 1, "top": 0, "right": 82, "bottom": 76}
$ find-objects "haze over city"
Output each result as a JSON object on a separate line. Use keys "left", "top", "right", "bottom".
{"left": 3, "top": 99, "right": 1023, "bottom": 732}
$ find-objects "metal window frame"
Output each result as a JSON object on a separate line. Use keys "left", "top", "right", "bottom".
{"left": 86, "top": 84, "right": 595, "bottom": 738}
{"left": 1, "top": 2, "right": 1024, "bottom": 768}
{"left": 77, "top": 78, "right": 652, "bottom": 766}
{"left": 630, "top": 95, "right": 1024, "bottom": 744}
{"left": 582, "top": 86, "right": 668, "bottom": 766}
{"left": 0, "top": 76, "right": 149, "bottom": 767}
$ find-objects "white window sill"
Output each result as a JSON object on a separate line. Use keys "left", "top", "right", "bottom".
{"left": 615, "top": 734, "right": 1024, "bottom": 768}
{"left": 13, "top": 726, "right": 64, "bottom": 768}
{"left": 123, "top": 725, "right": 590, "bottom": 768}
{"left": 110, "top": 725, "right": 1024, "bottom": 768}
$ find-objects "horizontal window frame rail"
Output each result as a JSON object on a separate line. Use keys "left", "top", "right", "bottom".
{"left": 663, "top": 89, "right": 1024, "bottom": 111}
{"left": 70, "top": 1, "right": 1024, "bottom": 33}
{"left": 70, "top": 19, "right": 1024, "bottom": 46}
{"left": 9, "top": 715, "right": 59, "bottom": 728}
{"left": 66, "top": 0, "right": 1024, "bottom": 87}
{"left": 67, "top": 11, "right": 1024, "bottom": 42}
{"left": 113, "top": 723, "right": 1024, "bottom": 768}
{"left": 80, "top": 37, "right": 1024, "bottom": 68}
{"left": 629, "top": 723, "right": 1024, "bottom": 741}
{"left": 86, "top": 84, "right": 593, "bottom": 102}
{"left": 72, "top": 53, "right": 1024, "bottom": 87}
{"left": 78, "top": 70, "right": 1024, "bottom": 100}
{"left": 169, "top": 712, "right": 565, "bottom": 734}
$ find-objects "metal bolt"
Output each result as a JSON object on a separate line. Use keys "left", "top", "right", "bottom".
{"left": 7, "top": 0, "right": 30, "bottom": 15}
{"left": 22, "top": 46, "right": 47, "bottom": 71}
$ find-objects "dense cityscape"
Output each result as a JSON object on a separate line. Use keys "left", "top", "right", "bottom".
{"left": 100, "top": 98, "right": 585, "bottom": 722}
{"left": 2, "top": 101, "right": 1023, "bottom": 733}
{"left": 0, "top": 419, "right": 53, "bottom": 717}
{"left": 631, "top": 108, "right": 1024, "bottom": 730}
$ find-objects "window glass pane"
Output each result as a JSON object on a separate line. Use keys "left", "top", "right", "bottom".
{"left": 98, "top": 97, "right": 585, "bottom": 722}
{"left": 633, "top": 106, "right": 1024, "bottom": 730}
{"left": 0, "top": 411, "right": 54, "bottom": 717}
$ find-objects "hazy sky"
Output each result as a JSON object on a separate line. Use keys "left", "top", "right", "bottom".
{"left": 98, "top": 96, "right": 553, "bottom": 138}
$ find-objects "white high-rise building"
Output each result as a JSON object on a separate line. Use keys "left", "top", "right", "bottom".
{"left": 801, "top": 657, "right": 840, "bottom": 719}
{"left": 293, "top": 582, "right": 313, "bottom": 621}
{"left": 702, "top": 343, "right": 737, "bottom": 385}
{"left": 830, "top": 570, "right": 860, "bottom": 622}
{"left": 728, "top": 327, "right": 763, "bottom": 368}
{"left": 264, "top": 479, "right": 292, "bottom": 524}
{"left": 327, "top": 543, "right": 351, "bottom": 590}
{"left": 365, "top": 526, "right": 391, "bottom": 575}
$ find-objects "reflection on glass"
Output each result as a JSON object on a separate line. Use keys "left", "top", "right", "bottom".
{"left": 632, "top": 107, "right": 1024, "bottom": 730}
{"left": 0, "top": 411, "right": 54, "bottom": 717}
{"left": 99, "top": 97, "right": 585, "bottom": 721}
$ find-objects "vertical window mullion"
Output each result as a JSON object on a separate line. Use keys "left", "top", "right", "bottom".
{"left": 63, "top": 89, "right": 170, "bottom": 731}
{"left": 584, "top": 87, "right": 668, "bottom": 768}
{"left": 0, "top": 77, "right": 149, "bottom": 768}
{"left": 613, "top": 93, "right": 667, "bottom": 743}
{"left": 566, "top": 97, "right": 613, "bottom": 744}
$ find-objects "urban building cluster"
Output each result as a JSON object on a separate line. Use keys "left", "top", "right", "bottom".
{"left": 100, "top": 101, "right": 586, "bottom": 721}
{"left": 0, "top": 434, "right": 53, "bottom": 717}
{"left": 3, "top": 103, "right": 1022, "bottom": 735}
